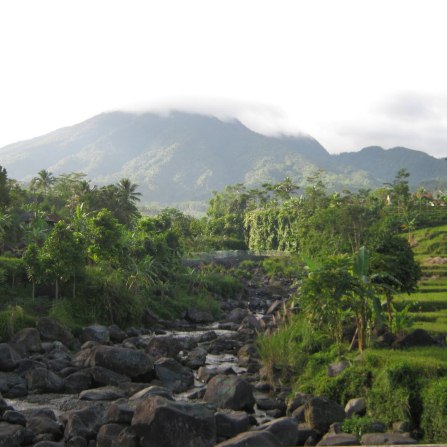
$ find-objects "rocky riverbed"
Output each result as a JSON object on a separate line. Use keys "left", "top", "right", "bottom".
{"left": 0, "top": 274, "right": 419, "bottom": 446}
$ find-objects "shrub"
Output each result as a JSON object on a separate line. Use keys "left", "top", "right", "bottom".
{"left": 0, "top": 305, "right": 35, "bottom": 340}
{"left": 421, "top": 377, "right": 447, "bottom": 443}
{"left": 342, "top": 415, "right": 384, "bottom": 438}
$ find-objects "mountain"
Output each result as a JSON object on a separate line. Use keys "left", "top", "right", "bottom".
{"left": 1, "top": 111, "right": 446, "bottom": 207}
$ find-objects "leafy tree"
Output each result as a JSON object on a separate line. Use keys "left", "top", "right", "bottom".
{"left": 0, "top": 166, "right": 10, "bottom": 209}
{"left": 22, "top": 243, "right": 43, "bottom": 299}
{"left": 41, "top": 221, "right": 85, "bottom": 299}
{"left": 31, "top": 169, "right": 56, "bottom": 195}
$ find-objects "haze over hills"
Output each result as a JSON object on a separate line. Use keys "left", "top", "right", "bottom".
{"left": 1, "top": 111, "right": 446, "bottom": 208}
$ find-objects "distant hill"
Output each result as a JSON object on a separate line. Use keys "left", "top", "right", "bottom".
{"left": 1, "top": 111, "right": 446, "bottom": 208}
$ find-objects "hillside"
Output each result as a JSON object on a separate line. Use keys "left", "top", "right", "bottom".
{"left": 1, "top": 111, "right": 446, "bottom": 206}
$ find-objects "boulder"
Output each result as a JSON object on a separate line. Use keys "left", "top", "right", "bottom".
{"left": 64, "top": 371, "right": 93, "bottom": 394}
{"left": 392, "top": 328, "right": 437, "bottom": 348}
{"left": 110, "top": 426, "right": 138, "bottom": 447}
{"left": 26, "top": 367, "right": 64, "bottom": 393}
{"left": 0, "top": 371, "right": 27, "bottom": 397}
{"left": 0, "top": 421, "right": 26, "bottom": 447}
{"left": 62, "top": 404, "right": 106, "bottom": 441}
{"left": 145, "top": 335, "right": 182, "bottom": 360}
{"left": 89, "top": 345, "right": 154, "bottom": 379}
{"left": 131, "top": 395, "right": 216, "bottom": 447}
{"left": 11, "top": 328, "right": 43, "bottom": 354}
{"left": 256, "top": 398, "right": 287, "bottom": 415}
{"left": 27, "top": 412, "right": 63, "bottom": 438}
{"left": 129, "top": 385, "right": 174, "bottom": 401}
{"left": 253, "top": 417, "right": 299, "bottom": 446}
{"left": 287, "top": 392, "right": 313, "bottom": 415}
{"left": 204, "top": 374, "right": 255, "bottom": 412}
{"left": 154, "top": 357, "right": 194, "bottom": 393}
{"left": 361, "top": 432, "right": 417, "bottom": 445}
{"left": 215, "top": 430, "right": 280, "bottom": 447}
{"left": 80, "top": 325, "right": 110, "bottom": 344}
{"left": 2, "top": 410, "right": 26, "bottom": 426}
{"left": 344, "top": 397, "right": 366, "bottom": 417}
{"left": 197, "top": 365, "right": 236, "bottom": 383}
{"left": 106, "top": 400, "right": 134, "bottom": 424}
{"left": 225, "top": 308, "right": 250, "bottom": 324}
{"left": 79, "top": 386, "right": 126, "bottom": 401}
{"left": 89, "top": 366, "right": 129, "bottom": 386}
{"left": 237, "top": 344, "right": 258, "bottom": 367}
{"left": 185, "top": 307, "right": 214, "bottom": 323}
{"left": 327, "top": 361, "right": 350, "bottom": 377}
{"left": 108, "top": 325, "right": 127, "bottom": 343}
{"left": 183, "top": 347, "right": 207, "bottom": 369}
{"left": 317, "top": 433, "right": 360, "bottom": 445}
{"left": 0, "top": 343, "right": 21, "bottom": 371}
{"left": 37, "top": 318, "right": 77, "bottom": 350}
{"left": 215, "top": 411, "right": 252, "bottom": 439}
{"left": 96, "top": 423, "right": 127, "bottom": 447}
{"left": 304, "top": 397, "right": 346, "bottom": 433}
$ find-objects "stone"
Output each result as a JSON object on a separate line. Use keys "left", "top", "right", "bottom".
{"left": 106, "top": 400, "right": 134, "bottom": 424}
{"left": 0, "top": 371, "right": 27, "bottom": 397}
{"left": 11, "top": 327, "right": 43, "bottom": 354}
{"left": 62, "top": 404, "right": 106, "bottom": 442}
{"left": 33, "top": 442, "right": 65, "bottom": 447}
{"left": 129, "top": 385, "right": 174, "bottom": 401}
{"left": 81, "top": 325, "right": 110, "bottom": 344}
{"left": 317, "top": 433, "right": 360, "bottom": 446}
{"left": 361, "top": 432, "right": 417, "bottom": 445}
{"left": 0, "top": 343, "right": 21, "bottom": 371}
{"left": 89, "top": 366, "right": 129, "bottom": 386}
{"left": 215, "top": 411, "right": 252, "bottom": 439}
{"left": 79, "top": 386, "right": 126, "bottom": 401}
{"left": 392, "top": 328, "right": 437, "bottom": 348}
{"left": 0, "top": 421, "right": 26, "bottom": 447}
{"left": 215, "top": 430, "right": 280, "bottom": 447}
{"left": 37, "top": 317, "right": 77, "bottom": 350}
{"left": 145, "top": 335, "right": 182, "bottom": 360}
{"left": 237, "top": 344, "right": 258, "bottom": 367}
{"left": 2, "top": 410, "right": 26, "bottom": 426}
{"left": 344, "top": 397, "right": 366, "bottom": 417}
{"left": 183, "top": 346, "right": 207, "bottom": 369}
{"left": 253, "top": 417, "right": 299, "bottom": 446}
{"left": 256, "top": 398, "right": 287, "bottom": 414}
{"left": 287, "top": 392, "right": 313, "bottom": 415}
{"left": 111, "top": 426, "right": 138, "bottom": 447}
{"left": 64, "top": 371, "right": 93, "bottom": 394}
{"left": 327, "top": 361, "right": 350, "bottom": 377}
{"left": 26, "top": 367, "right": 64, "bottom": 393}
{"left": 96, "top": 423, "right": 127, "bottom": 447}
{"left": 185, "top": 307, "right": 214, "bottom": 323}
{"left": 89, "top": 345, "right": 154, "bottom": 379}
{"left": 154, "top": 357, "right": 194, "bottom": 393}
{"left": 197, "top": 365, "right": 236, "bottom": 383}
{"left": 27, "top": 413, "right": 63, "bottom": 437}
{"left": 304, "top": 397, "right": 346, "bottom": 433}
{"left": 108, "top": 325, "right": 127, "bottom": 343}
{"left": 131, "top": 395, "right": 216, "bottom": 447}
{"left": 204, "top": 374, "right": 255, "bottom": 412}
{"left": 225, "top": 308, "right": 250, "bottom": 324}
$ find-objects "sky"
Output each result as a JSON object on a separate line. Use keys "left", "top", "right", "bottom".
{"left": 1, "top": 0, "right": 447, "bottom": 157}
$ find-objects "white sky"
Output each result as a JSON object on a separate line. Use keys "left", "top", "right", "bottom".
{"left": 1, "top": 0, "right": 447, "bottom": 156}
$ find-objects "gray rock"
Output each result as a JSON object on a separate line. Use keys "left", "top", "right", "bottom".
{"left": 96, "top": 423, "right": 127, "bottom": 447}
{"left": 186, "top": 307, "right": 214, "bottom": 323}
{"left": 317, "top": 433, "right": 360, "bottom": 445}
{"left": 37, "top": 317, "right": 77, "bottom": 350}
{"left": 154, "top": 357, "right": 194, "bottom": 393}
{"left": 215, "top": 430, "right": 280, "bottom": 447}
{"left": 89, "top": 345, "right": 154, "bottom": 379}
{"left": 344, "top": 397, "right": 366, "bottom": 417}
{"left": 111, "top": 426, "right": 138, "bottom": 447}
{"left": 2, "top": 410, "right": 26, "bottom": 426}
{"left": 27, "top": 414, "right": 63, "bottom": 437}
{"left": 0, "top": 343, "right": 21, "bottom": 371}
{"left": 108, "top": 325, "right": 127, "bottom": 343}
{"left": 145, "top": 335, "right": 182, "bottom": 360}
{"left": 183, "top": 347, "right": 207, "bottom": 369}
{"left": 0, "top": 421, "right": 26, "bottom": 447}
{"left": 26, "top": 367, "right": 64, "bottom": 393}
{"left": 131, "top": 395, "right": 216, "bottom": 447}
{"left": 81, "top": 325, "right": 110, "bottom": 344}
{"left": 361, "top": 432, "right": 417, "bottom": 445}
{"left": 89, "top": 366, "right": 129, "bottom": 386}
{"left": 129, "top": 385, "right": 174, "bottom": 401}
{"left": 62, "top": 404, "right": 106, "bottom": 441}
{"left": 215, "top": 411, "right": 252, "bottom": 439}
{"left": 253, "top": 417, "right": 299, "bottom": 446}
{"left": 106, "top": 400, "right": 134, "bottom": 424}
{"left": 0, "top": 371, "right": 27, "bottom": 397}
{"left": 79, "top": 386, "right": 126, "bottom": 401}
{"left": 327, "top": 361, "right": 350, "bottom": 377}
{"left": 304, "top": 397, "right": 346, "bottom": 433}
{"left": 287, "top": 392, "right": 313, "bottom": 415}
{"left": 204, "top": 374, "right": 255, "bottom": 412}
{"left": 64, "top": 371, "right": 93, "bottom": 394}
{"left": 392, "top": 328, "right": 437, "bottom": 348}
{"left": 11, "top": 328, "right": 43, "bottom": 354}
{"left": 225, "top": 308, "right": 250, "bottom": 324}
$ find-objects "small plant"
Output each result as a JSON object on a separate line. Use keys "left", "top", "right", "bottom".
{"left": 342, "top": 415, "right": 383, "bottom": 438}
{"left": 0, "top": 305, "right": 34, "bottom": 340}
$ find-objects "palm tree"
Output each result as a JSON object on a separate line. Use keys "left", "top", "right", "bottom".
{"left": 118, "top": 178, "right": 141, "bottom": 203}
{"left": 116, "top": 178, "right": 141, "bottom": 226}
{"left": 31, "top": 170, "right": 55, "bottom": 195}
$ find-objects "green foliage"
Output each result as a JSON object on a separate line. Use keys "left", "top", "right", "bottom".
{"left": 421, "top": 377, "right": 447, "bottom": 443}
{"left": 342, "top": 415, "right": 383, "bottom": 438}
{"left": 0, "top": 256, "right": 25, "bottom": 287}
{"left": 261, "top": 255, "right": 303, "bottom": 279}
{"left": 0, "top": 305, "right": 35, "bottom": 341}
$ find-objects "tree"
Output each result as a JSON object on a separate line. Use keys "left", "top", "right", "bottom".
{"left": 370, "top": 233, "right": 421, "bottom": 327}
{"left": 41, "top": 221, "right": 85, "bottom": 299}
{"left": 0, "top": 166, "right": 10, "bottom": 209}
{"left": 22, "top": 243, "right": 43, "bottom": 299}
{"left": 31, "top": 169, "right": 56, "bottom": 195}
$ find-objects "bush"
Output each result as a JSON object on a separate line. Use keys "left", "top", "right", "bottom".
{"left": 0, "top": 256, "right": 25, "bottom": 287}
{"left": 342, "top": 415, "right": 384, "bottom": 438}
{"left": 0, "top": 305, "right": 35, "bottom": 340}
{"left": 421, "top": 377, "right": 447, "bottom": 443}
{"left": 261, "top": 255, "right": 304, "bottom": 280}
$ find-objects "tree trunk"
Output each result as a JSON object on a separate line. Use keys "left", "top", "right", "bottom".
{"left": 386, "top": 291, "right": 393, "bottom": 328}
{"left": 32, "top": 280, "right": 35, "bottom": 300}
{"left": 55, "top": 278, "right": 59, "bottom": 300}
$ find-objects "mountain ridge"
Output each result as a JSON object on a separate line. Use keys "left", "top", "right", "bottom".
{"left": 1, "top": 111, "right": 445, "bottom": 206}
